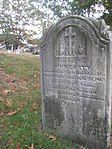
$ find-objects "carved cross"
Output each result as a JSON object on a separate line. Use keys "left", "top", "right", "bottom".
{"left": 65, "top": 27, "right": 77, "bottom": 53}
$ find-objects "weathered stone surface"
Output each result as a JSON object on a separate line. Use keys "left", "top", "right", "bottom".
{"left": 40, "top": 16, "right": 112, "bottom": 149}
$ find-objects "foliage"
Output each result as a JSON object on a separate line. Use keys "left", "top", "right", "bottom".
{"left": 42, "top": 0, "right": 112, "bottom": 28}
{"left": 39, "top": 0, "right": 101, "bottom": 18}
{"left": 0, "top": 0, "right": 45, "bottom": 47}
{"left": 69, "top": 0, "right": 112, "bottom": 27}
{"left": 0, "top": 0, "right": 112, "bottom": 47}
{"left": 69, "top": 0, "right": 97, "bottom": 15}
{"left": 101, "top": 0, "right": 112, "bottom": 28}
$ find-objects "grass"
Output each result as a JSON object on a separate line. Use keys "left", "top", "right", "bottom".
{"left": 0, "top": 52, "right": 82, "bottom": 149}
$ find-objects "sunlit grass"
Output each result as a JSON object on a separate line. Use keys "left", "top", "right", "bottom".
{"left": 0, "top": 52, "right": 79, "bottom": 149}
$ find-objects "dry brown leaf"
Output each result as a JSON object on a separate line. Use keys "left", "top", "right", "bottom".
{"left": 0, "top": 112, "right": 4, "bottom": 116}
{"left": 10, "top": 73, "right": 16, "bottom": 77}
{"left": 5, "top": 78, "right": 12, "bottom": 83}
{"left": 7, "top": 140, "right": 13, "bottom": 144}
{"left": 0, "top": 68, "right": 3, "bottom": 71}
{"left": 12, "top": 86, "right": 17, "bottom": 93}
{"left": 29, "top": 143, "right": 34, "bottom": 149}
{"left": 33, "top": 102, "right": 37, "bottom": 109}
{"left": 30, "top": 102, "right": 38, "bottom": 112}
{"left": 6, "top": 110, "right": 17, "bottom": 116}
{"left": 26, "top": 89, "right": 30, "bottom": 93}
{"left": 16, "top": 142, "right": 20, "bottom": 149}
{"left": 5, "top": 99, "right": 13, "bottom": 107}
{"left": 3, "top": 89, "right": 11, "bottom": 95}
{"left": 33, "top": 84, "right": 40, "bottom": 89}
{"left": 48, "top": 135, "right": 57, "bottom": 141}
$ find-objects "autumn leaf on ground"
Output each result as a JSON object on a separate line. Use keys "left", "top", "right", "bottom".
{"left": 6, "top": 110, "right": 17, "bottom": 116}
{"left": 5, "top": 99, "right": 13, "bottom": 107}
{"left": 16, "top": 143, "right": 20, "bottom": 149}
{"left": 10, "top": 73, "right": 16, "bottom": 77}
{"left": 32, "top": 102, "right": 38, "bottom": 109}
{"left": 2, "top": 89, "right": 11, "bottom": 96}
{"left": 0, "top": 68, "right": 3, "bottom": 71}
{"left": 0, "top": 112, "right": 4, "bottom": 116}
{"left": 33, "top": 84, "right": 40, "bottom": 89}
{"left": 7, "top": 140, "right": 13, "bottom": 144}
{"left": 29, "top": 143, "right": 34, "bottom": 149}
{"left": 12, "top": 86, "right": 17, "bottom": 93}
{"left": 22, "top": 77, "right": 28, "bottom": 82}
{"left": 33, "top": 75, "right": 36, "bottom": 78}
{"left": 5, "top": 78, "right": 12, "bottom": 83}
{"left": 48, "top": 134, "right": 57, "bottom": 141}
{"left": 30, "top": 102, "right": 38, "bottom": 112}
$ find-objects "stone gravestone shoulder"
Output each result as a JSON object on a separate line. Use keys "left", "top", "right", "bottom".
{"left": 40, "top": 16, "right": 112, "bottom": 149}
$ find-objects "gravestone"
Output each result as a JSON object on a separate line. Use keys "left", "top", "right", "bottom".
{"left": 40, "top": 16, "right": 112, "bottom": 149}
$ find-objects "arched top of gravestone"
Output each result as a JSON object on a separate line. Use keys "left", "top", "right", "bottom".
{"left": 41, "top": 16, "right": 110, "bottom": 47}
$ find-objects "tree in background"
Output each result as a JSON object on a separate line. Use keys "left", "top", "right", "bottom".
{"left": 0, "top": 0, "right": 45, "bottom": 50}
{"left": 0, "top": 0, "right": 15, "bottom": 49}
{"left": 69, "top": 0, "right": 100, "bottom": 16}
{"left": 40, "top": 0, "right": 101, "bottom": 18}
{"left": 43, "top": 0, "right": 112, "bottom": 28}
{"left": 102, "top": 0, "right": 112, "bottom": 29}
{"left": 70, "top": 0, "right": 112, "bottom": 28}
{"left": 69, "top": 0, "right": 112, "bottom": 28}
{"left": 0, "top": 0, "right": 112, "bottom": 50}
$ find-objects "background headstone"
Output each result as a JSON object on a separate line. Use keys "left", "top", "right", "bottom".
{"left": 40, "top": 16, "right": 112, "bottom": 149}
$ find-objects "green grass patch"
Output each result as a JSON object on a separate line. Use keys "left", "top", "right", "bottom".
{"left": 0, "top": 52, "right": 81, "bottom": 149}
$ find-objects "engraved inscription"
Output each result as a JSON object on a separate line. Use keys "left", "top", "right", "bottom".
{"left": 43, "top": 57, "right": 106, "bottom": 101}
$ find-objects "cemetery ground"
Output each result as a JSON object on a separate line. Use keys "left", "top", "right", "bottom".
{"left": 0, "top": 51, "right": 86, "bottom": 149}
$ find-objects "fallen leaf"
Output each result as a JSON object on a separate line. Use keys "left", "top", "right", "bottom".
{"left": 29, "top": 143, "right": 34, "bottom": 149}
{"left": 48, "top": 135, "right": 57, "bottom": 141}
{"left": 30, "top": 102, "right": 39, "bottom": 112}
{"left": 5, "top": 78, "right": 12, "bottom": 83}
{"left": 32, "top": 102, "right": 37, "bottom": 109}
{"left": 6, "top": 110, "right": 17, "bottom": 116}
{"left": 12, "top": 86, "right": 17, "bottom": 93}
{"left": 7, "top": 140, "right": 13, "bottom": 144}
{"left": 3, "top": 89, "right": 11, "bottom": 95}
{"left": 22, "top": 77, "right": 28, "bottom": 82}
{"left": 0, "top": 112, "right": 4, "bottom": 116}
{"left": 10, "top": 73, "right": 16, "bottom": 77}
{"left": 33, "top": 84, "right": 40, "bottom": 89}
{"left": 16, "top": 143, "right": 20, "bottom": 149}
{"left": 0, "top": 68, "right": 3, "bottom": 71}
{"left": 5, "top": 99, "right": 13, "bottom": 107}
